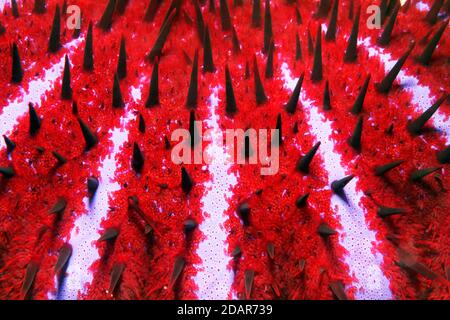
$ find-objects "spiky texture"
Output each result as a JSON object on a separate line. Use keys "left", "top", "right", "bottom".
{"left": 48, "top": 5, "right": 61, "bottom": 53}
{"left": 11, "top": 42, "right": 23, "bottom": 83}
{"left": 297, "top": 142, "right": 321, "bottom": 173}
{"left": 98, "top": 0, "right": 116, "bottom": 31}
{"left": 146, "top": 61, "right": 159, "bottom": 107}
{"left": 117, "top": 37, "right": 127, "bottom": 79}
{"left": 344, "top": 6, "right": 360, "bottom": 62}
{"left": 83, "top": 22, "right": 94, "bottom": 71}
{"left": 285, "top": 73, "right": 304, "bottom": 114}
{"left": 351, "top": 75, "right": 371, "bottom": 114}
{"left": 61, "top": 55, "right": 72, "bottom": 100}
{"left": 225, "top": 66, "right": 237, "bottom": 114}
{"left": 186, "top": 51, "right": 199, "bottom": 108}
{"left": 311, "top": 25, "right": 323, "bottom": 82}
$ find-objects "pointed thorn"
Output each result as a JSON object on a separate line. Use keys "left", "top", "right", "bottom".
{"left": 219, "top": 0, "right": 232, "bottom": 31}
{"left": 329, "top": 281, "right": 348, "bottom": 300}
{"left": 253, "top": 56, "right": 267, "bottom": 104}
{"left": 189, "top": 110, "right": 200, "bottom": 149}
{"left": 11, "top": 42, "right": 23, "bottom": 83}
{"left": 348, "top": 116, "right": 363, "bottom": 151}
{"left": 49, "top": 198, "right": 67, "bottom": 214}
{"left": 295, "top": 193, "right": 310, "bottom": 208}
{"left": 209, "top": 0, "right": 215, "bottom": 13}
{"left": 194, "top": 0, "right": 205, "bottom": 43}
{"left": 238, "top": 202, "right": 250, "bottom": 226}
{"left": 252, "top": 0, "right": 262, "bottom": 28}
{"left": 297, "top": 142, "right": 321, "bottom": 172}
{"left": 186, "top": 50, "right": 199, "bottom": 108}
{"left": 231, "top": 246, "right": 242, "bottom": 258}
{"left": 144, "top": 0, "right": 162, "bottom": 23}
{"left": 325, "top": 0, "right": 339, "bottom": 41}
{"left": 323, "top": 80, "right": 331, "bottom": 110}
{"left": 232, "top": 25, "right": 241, "bottom": 53}
{"left": 263, "top": 0, "right": 272, "bottom": 53}
{"left": 98, "top": 0, "right": 116, "bottom": 31}
{"left": 273, "top": 113, "right": 282, "bottom": 146}
{"left": 146, "top": 11, "right": 176, "bottom": 61}
{"left": 377, "top": 206, "right": 406, "bottom": 218}
{"left": 267, "top": 242, "right": 275, "bottom": 259}
{"left": 11, "top": 0, "right": 19, "bottom": 18}
{"left": 437, "top": 146, "right": 450, "bottom": 164}
{"left": 83, "top": 22, "right": 94, "bottom": 71}
{"left": 410, "top": 167, "right": 441, "bottom": 182}
{"left": 112, "top": 73, "right": 124, "bottom": 108}
{"left": 348, "top": 0, "right": 354, "bottom": 19}
{"left": 117, "top": 36, "right": 127, "bottom": 79}
{"left": 115, "top": 0, "right": 129, "bottom": 15}
{"left": 318, "top": 223, "right": 336, "bottom": 238}
{"left": 48, "top": 5, "right": 61, "bottom": 53}
{"left": 181, "top": 167, "right": 194, "bottom": 194}
{"left": 202, "top": 26, "right": 215, "bottom": 73}
{"left": 169, "top": 256, "right": 185, "bottom": 289}
{"left": 33, "top": 0, "right": 46, "bottom": 13}
{"left": 375, "top": 160, "right": 404, "bottom": 176}
{"left": 29, "top": 103, "right": 41, "bottom": 136}
{"left": 351, "top": 75, "right": 371, "bottom": 114}
{"left": 244, "top": 269, "right": 254, "bottom": 299}
{"left": 316, "top": 0, "right": 331, "bottom": 18}
{"left": 344, "top": 6, "right": 360, "bottom": 62}
{"left": 146, "top": 61, "right": 159, "bottom": 107}
{"left": 425, "top": 0, "right": 444, "bottom": 25}
{"left": 138, "top": 113, "right": 146, "bottom": 133}
{"left": 408, "top": 94, "right": 447, "bottom": 135}
{"left": 109, "top": 263, "right": 125, "bottom": 294}
{"left": 265, "top": 41, "right": 274, "bottom": 78}
{"left": 295, "top": 33, "right": 302, "bottom": 61}
{"left": 285, "top": 73, "right": 304, "bottom": 114}
{"left": 0, "top": 22, "right": 6, "bottom": 36}
{"left": 0, "top": 167, "right": 15, "bottom": 179}
{"left": 61, "top": 55, "right": 72, "bottom": 100}
{"left": 78, "top": 118, "right": 98, "bottom": 151}
{"left": 131, "top": 142, "right": 144, "bottom": 173}
{"left": 311, "top": 24, "right": 323, "bottom": 82}
{"left": 87, "top": 176, "right": 99, "bottom": 196}
{"left": 98, "top": 227, "right": 119, "bottom": 242}
{"left": 331, "top": 175, "right": 354, "bottom": 193}
{"left": 184, "top": 218, "right": 197, "bottom": 234}
{"left": 55, "top": 243, "right": 72, "bottom": 275}
{"left": 376, "top": 43, "right": 415, "bottom": 93}
{"left": 72, "top": 101, "right": 78, "bottom": 115}
{"left": 225, "top": 65, "right": 237, "bottom": 114}
{"left": 21, "top": 262, "right": 39, "bottom": 298}
{"left": 377, "top": 3, "right": 400, "bottom": 46}
{"left": 417, "top": 20, "right": 448, "bottom": 65}
{"left": 3, "top": 135, "right": 16, "bottom": 153}
{"left": 52, "top": 151, "right": 67, "bottom": 166}
{"left": 295, "top": 7, "right": 302, "bottom": 25}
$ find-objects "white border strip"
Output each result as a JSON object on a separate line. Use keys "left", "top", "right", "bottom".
{"left": 280, "top": 62, "right": 393, "bottom": 300}
{"left": 56, "top": 85, "right": 142, "bottom": 299}
{"left": 362, "top": 38, "right": 449, "bottom": 145}
{"left": 193, "top": 86, "right": 237, "bottom": 300}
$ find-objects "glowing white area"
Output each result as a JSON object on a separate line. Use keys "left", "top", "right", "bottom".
{"left": 0, "top": 38, "right": 83, "bottom": 149}
{"left": 194, "top": 86, "right": 237, "bottom": 300}
{"left": 57, "top": 85, "right": 142, "bottom": 299}
{"left": 362, "top": 39, "right": 450, "bottom": 144}
{"left": 415, "top": 1, "right": 430, "bottom": 11}
{"left": 280, "top": 62, "right": 393, "bottom": 300}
